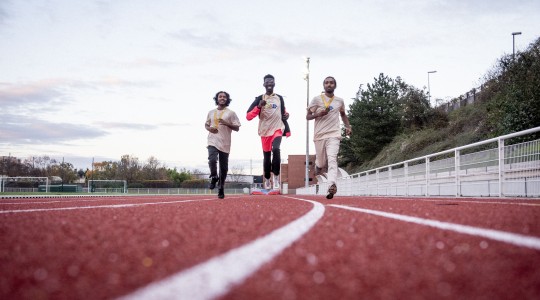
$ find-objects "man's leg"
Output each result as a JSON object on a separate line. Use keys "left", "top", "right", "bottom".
{"left": 217, "top": 150, "right": 229, "bottom": 199}
{"left": 271, "top": 136, "right": 282, "bottom": 189}
{"left": 207, "top": 146, "right": 219, "bottom": 190}
{"left": 263, "top": 151, "right": 272, "bottom": 189}
{"left": 261, "top": 135, "right": 273, "bottom": 189}
{"left": 314, "top": 139, "right": 327, "bottom": 177}
{"left": 325, "top": 137, "right": 341, "bottom": 199}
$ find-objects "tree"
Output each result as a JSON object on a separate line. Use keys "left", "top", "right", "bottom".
{"left": 142, "top": 156, "right": 167, "bottom": 180}
{"left": 400, "top": 87, "right": 432, "bottom": 131}
{"left": 117, "top": 155, "right": 141, "bottom": 183}
{"left": 340, "top": 74, "right": 406, "bottom": 167}
{"left": 484, "top": 37, "right": 540, "bottom": 137}
{"left": 228, "top": 165, "right": 245, "bottom": 183}
{"left": 91, "top": 161, "right": 118, "bottom": 180}
{"left": 167, "top": 168, "right": 193, "bottom": 187}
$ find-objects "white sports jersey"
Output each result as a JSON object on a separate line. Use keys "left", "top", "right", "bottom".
{"left": 205, "top": 108, "right": 241, "bottom": 153}
{"left": 257, "top": 94, "right": 285, "bottom": 137}
{"left": 307, "top": 94, "right": 345, "bottom": 141}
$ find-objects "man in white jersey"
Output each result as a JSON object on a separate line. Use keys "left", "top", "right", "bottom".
{"left": 306, "top": 76, "right": 352, "bottom": 199}
{"left": 205, "top": 91, "right": 241, "bottom": 199}
{"left": 247, "top": 74, "right": 291, "bottom": 191}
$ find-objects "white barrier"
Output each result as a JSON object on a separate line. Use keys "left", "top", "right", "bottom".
{"left": 297, "top": 126, "right": 540, "bottom": 198}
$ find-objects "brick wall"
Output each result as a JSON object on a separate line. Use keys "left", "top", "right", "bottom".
{"left": 281, "top": 154, "right": 316, "bottom": 189}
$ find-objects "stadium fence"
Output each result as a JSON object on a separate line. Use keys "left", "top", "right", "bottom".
{"left": 296, "top": 126, "right": 540, "bottom": 198}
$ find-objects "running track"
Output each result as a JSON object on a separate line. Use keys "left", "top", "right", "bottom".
{"left": 1, "top": 194, "right": 539, "bottom": 299}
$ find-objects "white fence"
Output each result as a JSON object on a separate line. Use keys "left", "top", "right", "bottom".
{"left": 0, "top": 177, "right": 49, "bottom": 193}
{"left": 296, "top": 126, "right": 540, "bottom": 198}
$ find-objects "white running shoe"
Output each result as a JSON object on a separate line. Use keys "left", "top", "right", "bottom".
{"left": 273, "top": 174, "right": 280, "bottom": 190}
{"left": 263, "top": 178, "right": 271, "bottom": 190}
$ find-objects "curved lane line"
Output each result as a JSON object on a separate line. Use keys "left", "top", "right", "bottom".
{"left": 119, "top": 198, "right": 325, "bottom": 300}
{"left": 330, "top": 204, "right": 540, "bottom": 250}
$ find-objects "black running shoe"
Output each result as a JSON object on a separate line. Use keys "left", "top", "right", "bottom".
{"left": 326, "top": 184, "right": 337, "bottom": 199}
{"left": 209, "top": 176, "right": 219, "bottom": 190}
{"left": 218, "top": 188, "right": 225, "bottom": 199}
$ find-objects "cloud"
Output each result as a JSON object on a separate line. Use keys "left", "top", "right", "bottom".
{"left": 0, "top": 0, "right": 10, "bottom": 25}
{"left": 118, "top": 58, "right": 181, "bottom": 69}
{"left": 0, "top": 79, "right": 67, "bottom": 110}
{"left": 169, "top": 28, "right": 238, "bottom": 49}
{"left": 93, "top": 121, "right": 189, "bottom": 130}
{"left": 0, "top": 77, "right": 186, "bottom": 148}
{"left": 93, "top": 121, "right": 158, "bottom": 130}
{"left": 69, "top": 77, "right": 160, "bottom": 91}
{"left": 169, "top": 27, "right": 371, "bottom": 60}
{"left": 0, "top": 78, "right": 160, "bottom": 111}
{"left": 0, "top": 113, "right": 107, "bottom": 144}
{"left": 250, "top": 34, "right": 370, "bottom": 58}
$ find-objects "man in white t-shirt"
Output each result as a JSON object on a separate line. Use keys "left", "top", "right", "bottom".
{"left": 306, "top": 76, "right": 352, "bottom": 199}
{"left": 205, "top": 91, "right": 241, "bottom": 199}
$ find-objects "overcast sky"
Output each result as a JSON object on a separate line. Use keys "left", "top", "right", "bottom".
{"left": 1, "top": 0, "right": 539, "bottom": 175}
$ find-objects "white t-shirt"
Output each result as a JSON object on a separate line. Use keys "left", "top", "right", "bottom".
{"left": 307, "top": 94, "right": 345, "bottom": 141}
{"left": 257, "top": 94, "right": 285, "bottom": 137}
{"left": 205, "top": 108, "right": 241, "bottom": 153}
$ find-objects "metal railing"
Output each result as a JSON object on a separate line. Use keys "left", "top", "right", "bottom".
{"left": 296, "top": 126, "right": 540, "bottom": 198}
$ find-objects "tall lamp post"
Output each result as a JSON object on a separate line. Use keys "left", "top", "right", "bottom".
{"left": 304, "top": 57, "right": 310, "bottom": 188}
{"left": 512, "top": 31, "right": 522, "bottom": 59}
{"left": 427, "top": 70, "right": 437, "bottom": 106}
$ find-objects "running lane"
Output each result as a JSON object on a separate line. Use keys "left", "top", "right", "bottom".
{"left": 222, "top": 196, "right": 540, "bottom": 300}
{"left": 1, "top": 195, "right": 539, "bottom": 299}
{"left": 0, "top": 195, "right": 312, "bottom": 299}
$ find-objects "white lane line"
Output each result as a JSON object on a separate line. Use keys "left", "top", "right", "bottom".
{"left": 119, "top": 198, "right": 325, "bottom": 300}
{"left": 346, "top": 197, "right": 540, "bottom": 207}
{"left": 0, "top": 198, "right": 217, "bottom": 214}
{"left": 393, "top": 198, "right": 540, "bottom": 207}
{"left": 330, "top": 204, "right": 540, "bottom": 250}
{"left": 0, "top": 196, "right": 220, "bottom": 206}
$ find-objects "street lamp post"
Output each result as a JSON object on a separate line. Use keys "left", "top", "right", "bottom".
{"left": 427, "top": 70, "right": 437, "bottom": 106}
{"left": 512, "top": 32, "right": 522, "bottom": 59}
{"left": 304, "top": 57, "right": 310, "bottom": 188}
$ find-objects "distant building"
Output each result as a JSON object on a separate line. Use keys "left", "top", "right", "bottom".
{"left": 280, "top": 154, "right": 316, "bottom": 193}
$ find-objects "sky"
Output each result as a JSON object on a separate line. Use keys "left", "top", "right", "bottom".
{"left": 1, "top": 0, "right": 539, "bottom": 175}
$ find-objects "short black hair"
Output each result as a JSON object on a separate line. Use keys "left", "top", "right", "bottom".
{"left": 263, "top": 74, "right": 274, "bottom": 81}
{"left": 213, "top": 91, "right": 232, "bottom": 106}
{"left": 324, "top": 76, "right": 337, "bottom": 85}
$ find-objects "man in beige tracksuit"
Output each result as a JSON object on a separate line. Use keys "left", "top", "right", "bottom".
{"left": 306, "top": 76, "right": 352, "bottom": 199}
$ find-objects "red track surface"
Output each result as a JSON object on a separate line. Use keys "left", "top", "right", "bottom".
{"left": 1, "top": 194, "right": 539, "bottom": 299}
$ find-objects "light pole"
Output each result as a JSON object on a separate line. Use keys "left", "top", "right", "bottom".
{"left": 427, "top": 70, "right": 437, "bottom": 106}
{"left": 304, "top": 57, "right": 310, "bottom": 188}
{"left": 512, "top": 31, "right": 522, "bottom": 59}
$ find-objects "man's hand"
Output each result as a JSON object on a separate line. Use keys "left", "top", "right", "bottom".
{"left": 282, "top": 112, "right": 289, "bottom": 121}
{"left": 258, "top": 99, "right": 267, "bottom": 108}
{"left": 318, "top": 108, "right": 329, "bottom": 117}
{"left": 218, "top": 119, "right": 227, "bottom": 126}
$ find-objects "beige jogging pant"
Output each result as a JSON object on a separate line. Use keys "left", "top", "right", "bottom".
{"left": 314, "top": 137, "right": 340, "bottom": 185}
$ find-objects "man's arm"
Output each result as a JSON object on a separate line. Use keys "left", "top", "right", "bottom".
{"left": 306, "top": 107, "right": 328, "bottom": 120}
{"left": 219, "top": 119, "right": 240, "bottom": 132}
{"left": 246, "top": 96, "right": 263, "bottom": 121}
{"left": 205, "top": 122, "right": 218, "bottom": 133}
{"left": 340, "top": 107, "right": 352, "bottom": 136}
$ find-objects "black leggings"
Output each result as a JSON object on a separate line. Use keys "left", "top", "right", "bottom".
{"left": 263, "top": 136, "right": 282, "bottom": 179}
{"left": 208, "top": 146, "right": 229, "bottom": 188}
